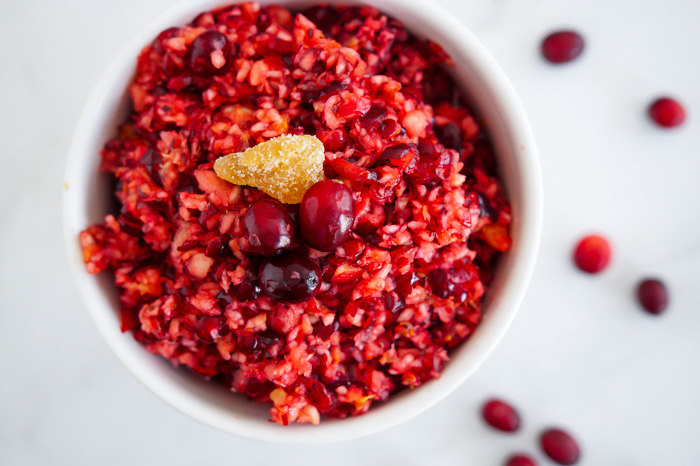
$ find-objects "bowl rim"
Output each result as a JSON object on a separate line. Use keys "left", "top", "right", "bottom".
{"left": 63, "top": 0, "right": 542, "bottom": 444}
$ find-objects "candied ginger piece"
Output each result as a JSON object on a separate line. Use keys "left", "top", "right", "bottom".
{"left": 213, "top": 134, "right": 325, "bottom": 204}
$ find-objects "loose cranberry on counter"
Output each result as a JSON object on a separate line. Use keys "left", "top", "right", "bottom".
{"left": 258, "top": 254, "right": 321, "bottom": 303}
{"left": 300, "top": 180, "right": 356, "bottom": 252}
{"left": 540, "top": 428, "right": 580, "bottom": 465}
{"left": 505, "top": 454, "right": 537, "bottom": 466}
{"left": 573, "top": 234, "right": 611, "bottom": 274}
{"left": 244, "top": 199, "right": 295, "bottom": 256}
{"left": 186, "top": 30, "right": 231, "bottom": 76}
{"left": 636, "top": 278, "right": 669, "bottom": 315}
{"left": 541, "top": 31, "right": 585, "bottom": 64}
{"left": 481, "top": 398, "right": 521, "bottom": 432}
{"left": 648, "top": 97, "right": 686, "bottom": 128}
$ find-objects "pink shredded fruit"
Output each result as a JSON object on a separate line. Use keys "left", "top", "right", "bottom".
{"left": 79, "top": 2, "right": 512, "bottom": 425}
{"left": 573, "top": 234, "right": 611, "bottom": 274}
{"left": 482, "top": 398, "right": 521, "bottom": 432}
{"left": 648, "top": 97, "right": 686, "bottom": 128}
{"left": 540, "top": 428, "right": 581, "bottom": 465}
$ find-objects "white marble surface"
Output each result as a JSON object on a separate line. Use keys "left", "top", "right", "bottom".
{"left": 2, "top": 0, "right": 699, "bottom": 464}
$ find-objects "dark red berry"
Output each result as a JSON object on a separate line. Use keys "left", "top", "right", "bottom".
{"left": 435, "top": 122, "right": 463, "bottom": 152}
{"left": 244, "top": 199, "right": 294, "bottom": 256}
{"left": 186, "top": 30, "right": 231, "bottom": 76}
{"left": 637, "top": 278, "right": 669, "bottom": 315}
{"left": 540, "top": 428, "right": 580, "bottom": 465}
{"left": 573, "top": 235, "right": 611, "bottom": 274}
{"left": 505, "top": 454, "right": 537, "bottom": 466}
{"left": 300, "top": 180, "right": 356, "bottom": 252}
{"left": 428, "top": 268, "right": 454, "bottom": 299}
{"left": 541, "top": 31, "right": 585, "bottom": 64}
{"left": 649, "top": 97, "right": 686, "bottom": 128}
{"left": 195, "top": 316, "right": 221, "bottom": 342}
{"left": 481, "top": 399, "right": 521, "bottom": 432}
{"left": 258, "top": 254, "right": 321, "bottom": 303}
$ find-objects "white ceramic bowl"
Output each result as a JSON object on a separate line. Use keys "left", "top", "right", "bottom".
{"left": 63, "top": 0, "right": 542, "bottom": 444}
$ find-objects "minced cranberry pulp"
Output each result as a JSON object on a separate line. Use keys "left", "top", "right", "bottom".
{"left": 79, "top": 2, "right": 512, "bottom": 425}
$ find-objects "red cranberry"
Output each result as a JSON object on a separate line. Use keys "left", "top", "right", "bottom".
{"left": 428, "top": 268, "right": 454, "bottom": 299}
{"left": 258, "top": 254, "right": 321, "bottom": 303}
{"left": 540, "top": 428, "right": 580, "bottom": 465}
{"left": 505, "top": 454, "right": 537, "bottom": 466}
{"left": 481, "top": 398, "right": 521, "bottom": 432}
{"left": 186, "top": 30, "right": 231, "bottom": 76}
{"left": 435, "top": 123, "right": 463, "bottom": 152}
{"left": 637, "top": 278, "right": 669, "bottom": 315}
{"left": 573, "top": 234, "right": 611, "bottom": 274}
{"left": 541, "top": 31, "right": 585, "bottom": 64}
{"left": 237, "top": 268, "right": 262, "bottom": 302}
{"left": 300, "top": 180, "right": 356, "bottom": 252}
{"left": 195, "top": 316, "right": 221, "bottom": 342}
{"left": 304, "top": 378, "right": 335, "bottom": 412}
{"left": 649, "top": 97, "right": 686, "bottom": 128}
{"left": 244, "top": 199, "right": 295, "bottom": 256}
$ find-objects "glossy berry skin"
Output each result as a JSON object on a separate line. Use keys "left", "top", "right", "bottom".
{"left": 541, "top": 31, "right": 585, "bottom": 64}
{"left": 573, "top": 235, "right": 611, "bottom": 274}
{"left": 481, "top": 398, "right": 521, "bottom": 432}
{"left": 258, "top": 254, "right": 321, "bottom": 303}
{"left": 244, "top": 199, "right": 295, "bottom": 257}
{"left": 185, "top": 30, "right": 231, "bottom": 76}
{"left": 637, "top": 278, "right": 669, "bottom": 315}
{"left": 540, "top": 428, "right": 580, "bottom": 465}
{"left": 300, "top": 180, "right": 356, "bottom": 252}
{"left": 505, "top": 454, "right": 537, "bottom": 466}
{"left": 649, "top": 97, "right": 686, "bottom": 128}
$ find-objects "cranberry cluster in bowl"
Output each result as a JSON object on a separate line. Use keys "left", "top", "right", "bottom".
{"left": 64, "top": 0, "right": 541, "bottom": 442}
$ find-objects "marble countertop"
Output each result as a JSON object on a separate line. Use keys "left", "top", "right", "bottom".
{"left": 1, "top": 0, "right": 699, "bottom": 464}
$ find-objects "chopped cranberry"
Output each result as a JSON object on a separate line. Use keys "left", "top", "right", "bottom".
{"left": 300, "top": 180, "right": 356, "bottom": 252}
{"left": 395, "top": 271, "right": 423, "bottom": 296}
{"left": 244, "top": 199, "right": 295, "bottom": 256}
{"left": 314, "top": 319, "right": 339, "bottom": 340}
{"left": 186, "top": 30, "right": 231, "bottom": 76}
{"left": 237, "top": 268, "right": 262, "bottom": 302}
{"left": 301, "top": 5, "right": 339, "bottom": 33}
{"left": 540, "top": 428, "right": 580, "bottom": 465}
{"left": 541, "top": 31, "right": 585, "bottom": 64}
{"left": 140, "top": 147, "right": 162, "bottom": 177}
{"left": 304, "top": 378, "right": 335, "bottom": 412}
{"left": 195, "top": 316, "right": 221, "bottom": 342}
{"left": 428, "top": 268, "right": 454, "bottom": 298}
{"left": 258, "top": 254, "right": 321, "bottom": 303}
{"left": 573, "top": 234, "right": 611, "bottom": 274}
{"left": 237, "top": 334, "right": 260, "bottom": 358}
{"left": 637, "top": 278, "right": 669, "bottom": 315}
{"left": 468, "top": 189, "right": 497, "bottom": 221}
{"left": 481, "top": 398, "right": 521, "bottom": 432}
{"left": 435, "top": 123, "right": 463, "bottom": 152}
{"left": 505, "top": 454, "right": 537, "bottom": 466}
{"left": 648, "top": 97, "right": 686, "bottom": 128}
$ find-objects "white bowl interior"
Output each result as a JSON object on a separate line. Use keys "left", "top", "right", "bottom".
{"left": 63, "top": 0, "right": 542, "bottom": 443}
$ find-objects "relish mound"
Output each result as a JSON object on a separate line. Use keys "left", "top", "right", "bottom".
{"left": 79, "top": 2, "right": 512, "bottom": 425}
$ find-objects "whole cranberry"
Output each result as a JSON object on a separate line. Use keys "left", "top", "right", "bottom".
{"left": 541, "top": 30, "right": 585, "bottom": 64}
{"left": 573, "top": 234, "right": 611, "bottom": 274}
{"left": 300, "top": 180, "right": 356, "bottom": 252}
{"left": 244, "top": 199, "right": 295, "bottom": 256}
{"left": 481, "top": 398, "right": 521, "bottom": 432}
{"left": 636, "top": 278, "right": 669, "bottom": 315}
{"left": 648, "top": 97, "right": 686, "bottom": 128}
{"left": 258, "top": 254, "right": 321, "bottom": 303}
{"left": 540, "top": 428, "right": 580, "bottom": 465}
{"left": 505, "top": 454, "right": 537, "bottom": 466}
{"left": 186, "top": 30, "right": 231, "bottom": 76}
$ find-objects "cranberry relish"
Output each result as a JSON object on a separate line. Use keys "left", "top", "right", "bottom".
{"left": 79, "top": 2, "right": 512, "bottom": 425}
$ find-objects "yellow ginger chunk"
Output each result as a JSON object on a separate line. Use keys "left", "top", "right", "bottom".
{"left": 213, "top": 134, "right": 325, "bottom": 204}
